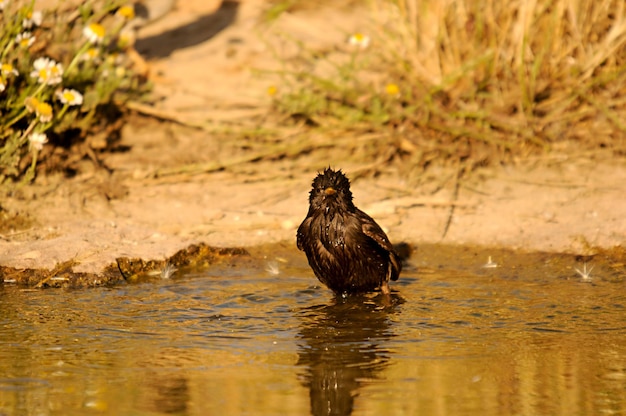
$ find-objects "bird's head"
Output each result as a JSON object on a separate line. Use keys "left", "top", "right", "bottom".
{"left": 308, "top": 168, "right": 354, "bottom": 211}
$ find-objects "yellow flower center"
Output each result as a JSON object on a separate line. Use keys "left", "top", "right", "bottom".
{"left": 89, "top": 23, "right": 106, "bottom": 39}
{"left": 25, "top": 96, "right": 40, "bottom": 112}
{"left": 117, "top": 5, "right": 135, "bottom": 20}
{"left": 118, "top": 32, "right": 133, "bottom": 48}
{"left": 62, "top": 91, "right": 76, "bottom": 102}
{"left": 36, "top": 101, "right": 53, "bottom": 119}
{"left": 38, "top": 68, "right": 49, "bottom": 80}
{"left": 353, "top": 33, "right": 365, "bottom": 43}
{"left": 348, "top": 33, "right": 370, "bottom": 49}
{"left": 385, "top": 83, "right": 400, "bottom": 96}
{"left": 86, "top": 48, "right": 99, "bottom": 59}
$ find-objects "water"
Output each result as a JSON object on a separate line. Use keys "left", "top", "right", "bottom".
{"left": 1, "top": 244, "right": 625, "bottom": 416}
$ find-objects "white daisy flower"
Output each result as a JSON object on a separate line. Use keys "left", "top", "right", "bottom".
{"left": 23, "top": 10, "right": 43, "bottom": 28}
{"left": 15, "top": 32, "right": 35, "bottom": 48}
{"left": 1, "top": 63, "right": 18, "bottom": 77}
{"left": 348, "top": 33, "right": 370, "bottom": 50}
{"left": 47, "top": 63, "right": 63, "bottom": 84}
{"left": 81, "top": 47, "right": 101, "bottom": 62}
{"left": 83, "top": 22, "right": 106, "bottom": 44}
{"left": 56, "top": 88, "right": 83, "bottom": 106}
{"left": 30, "top": 57, "right": 63, "bottom": 85}
{"left": 29, "top": 132, "right": 48, "bottom": 151}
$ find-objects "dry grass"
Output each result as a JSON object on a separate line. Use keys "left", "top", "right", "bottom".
{"left": 269, "top": 0, "right": 626, "bottom": 173}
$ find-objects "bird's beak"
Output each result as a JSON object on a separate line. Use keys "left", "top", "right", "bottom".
{"left": 324, "top": 187, "right": 337, "bottom": 195}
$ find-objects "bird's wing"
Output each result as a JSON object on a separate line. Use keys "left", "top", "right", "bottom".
{"left": 360, "top": 213, "right": 393, "bottom": 251}
{"left": 296, "top": 218, "right": 311, "bottom": 251}
{"left": 360, "top": 212, "right": 402, "bottom": 281}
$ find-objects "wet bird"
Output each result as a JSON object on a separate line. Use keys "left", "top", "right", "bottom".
{"left": 296, "top": 168, "right": 401, "bottom": 295}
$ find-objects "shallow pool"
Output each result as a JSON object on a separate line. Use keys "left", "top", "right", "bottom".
{"left": 1, "top": 244, "right": 625, "bottom": 415}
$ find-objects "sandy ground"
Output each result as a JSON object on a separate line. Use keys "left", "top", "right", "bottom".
{"left": 1, "top": 0, "right": 625, "bottom": 274}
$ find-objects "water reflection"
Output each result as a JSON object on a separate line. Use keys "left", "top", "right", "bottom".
{"left": 138, "top": 371, "right": 189, "bottom": 415}
{"left": 297, "top": 295, "right": 402, "bottom": 416}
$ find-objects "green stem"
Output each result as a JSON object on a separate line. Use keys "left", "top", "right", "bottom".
{"left": 6, "top": 108, "right": 29, "bottom": 129}
{"left": 56, "top": 103, "right": 70, "bottom": 121}
{"left": 18, "top": 118, "right": 40, "bottom": 144}
{"left": 32, "top": 82, "right": 47, "bottom": 97}
{"left": 29, "top": 149, "right": 39, "bottom": 170}
{"left": 18, "top": 148, "right": 39, "bottom": 187}
{"left": 65, "top": 41, "right": 91, "bottom": 77}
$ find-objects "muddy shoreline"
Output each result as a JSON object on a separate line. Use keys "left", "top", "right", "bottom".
{"left": 1, "top": 138, "right": 625, "bottom": 287}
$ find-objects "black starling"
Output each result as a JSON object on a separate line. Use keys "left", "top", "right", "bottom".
{"left": 296, "top": 168, "right": 401, "bottom": 295}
